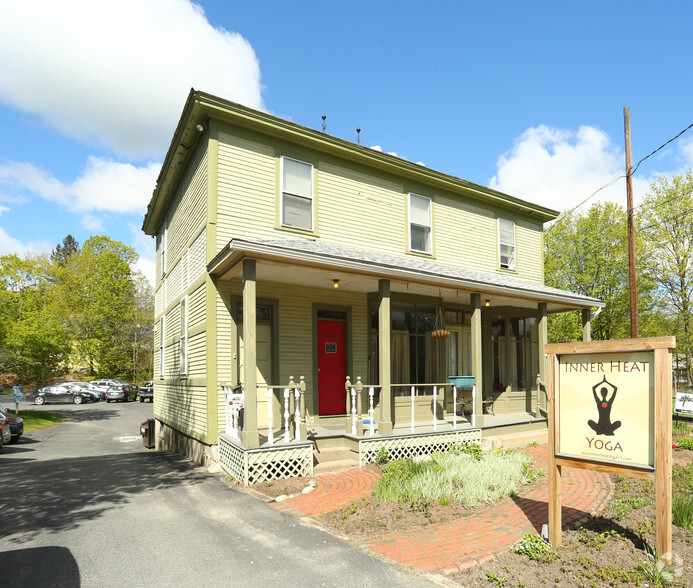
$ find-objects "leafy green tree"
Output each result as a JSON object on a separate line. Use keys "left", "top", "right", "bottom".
{"left": 639, "top": 170, "right": 693, "bottom": 386}
{"left": 544, "top": 201, "right": 656, "bottom": 342}
{"left": 51, "top": 234, "right": 80, "bottom": 266}
{"left": 0, "top": 254, "right": 70, "bottom": 382}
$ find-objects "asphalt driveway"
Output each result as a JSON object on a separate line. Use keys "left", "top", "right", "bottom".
{"left": 0, "top": 395, "right": 435, "bottom": 587}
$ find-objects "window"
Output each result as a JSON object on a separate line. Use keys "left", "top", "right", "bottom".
{"left": 408, "top": 193, "right": 432, "bottom": 254}
{"left": 179, "top": 297, "right": 188, "bottom": 375}
{"left": 390, "top": 303, "right": 438, "bottom": 391}
{"left": 498, "top": 218, "right": 516, "bottom": 270}
{"left": 281, "top": 156, "right": 313, "bottom": 231}
{"left": 160, "top": 220, "right": 167, "bottom": 278}
{"left": 159, "top": 316, "right": 165, "bottom": 377}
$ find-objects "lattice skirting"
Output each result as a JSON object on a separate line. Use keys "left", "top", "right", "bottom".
{"left": 219, "top": 434, "right": 314, "bottom": 486}
{"left": 359, "top": 429, "right": 482, "bottom": 466}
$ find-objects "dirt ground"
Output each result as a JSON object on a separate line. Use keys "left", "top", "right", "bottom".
{"left": 247, "top": 451, "right": 693, "bottom": 587}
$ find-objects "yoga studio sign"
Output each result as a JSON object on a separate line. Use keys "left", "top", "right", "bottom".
{"left": 558, "top": 352, "right": 654, "bottom": 468}
{"left": 545, "top": 337, "right": 675, "bottom": 564}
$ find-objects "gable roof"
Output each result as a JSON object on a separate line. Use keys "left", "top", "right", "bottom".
{"left": 208, "top": 237, "right": 603, "bottom": 312}
{"left": 142, "top": 89, "right": 560, "bottom": 235}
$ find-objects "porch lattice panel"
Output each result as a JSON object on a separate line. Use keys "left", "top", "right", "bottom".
{"left": 219, "top": 434, "right": 313, "bottom": 486}
{"left": 358, "top": 429, "right": 482, "bottom": 467}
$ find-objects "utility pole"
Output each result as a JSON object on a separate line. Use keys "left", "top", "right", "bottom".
{"left": 624, "top": 106, "right": 638, "bottom": 338}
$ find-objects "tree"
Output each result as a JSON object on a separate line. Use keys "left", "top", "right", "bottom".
{"left": 51, "top": 234, "right": 80, "bottom": 266}
{"left": 0, "top": 254, "right": 70, "bottom": 382}
{"left": 544, "top": 201, "right": 656, "bottom": 342}
{"left": 53, "top": 236, "right": 139, "bottom": 376}
{"left": 639, "top": 170, "right": 693, "bottom": 386}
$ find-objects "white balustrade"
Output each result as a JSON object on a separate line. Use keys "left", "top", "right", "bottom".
{"left": 351, "top": 387, "right": 357, "bottom": 435}
{"left": 283, "top": 387, "right": 290, "bottom": 443}
{"left": 410, "top": 386, "right": 416, "bottom": 433}
{"left": 294, "top": 388, "right": 301, "bottom": 441}
{"left": 433, "top": 385, "right": 438, "bottom": 431}
{"left": 267, "top": 387, "right": 274, "bottom": 445}
{"left": 368, "top": 387, "right": 375, "bottom": 436}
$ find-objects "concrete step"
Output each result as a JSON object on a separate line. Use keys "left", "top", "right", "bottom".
{"left": 484, "top": 428, "right": 548, "bottom": 450}
{"left": 314, "top": 457, "right": 359, "bottom": 474}
{"left": 313, "top": 446, "right": 356, "bottom": 464}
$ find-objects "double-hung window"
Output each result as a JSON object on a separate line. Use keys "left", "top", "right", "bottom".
{"left": 498, "top": 218, "right": 516, "bottom": 270}
{"left": 179, "top": 297, "right": 188, "bottom": 375}
{"left": 408, "top": 193, "right": 432, "bottom": 254}
{"left": 159, "top": 316, "right": 165, "bottom": 377}
{"left": 281, "top": 156, "right": 313, "bottom": 231}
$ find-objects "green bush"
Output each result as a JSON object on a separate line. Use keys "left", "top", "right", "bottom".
{"left": 511, "top": 534, "right": 557, "bottom": 561}
{"left": 672, "top": 494, "right": 693, "bottom": 528}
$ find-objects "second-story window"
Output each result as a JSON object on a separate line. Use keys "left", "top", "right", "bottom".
{"left": 408, "top": 193, "right": 432, "bottom": 254}
{"left": 281, "top": 156, "right": 313, "bottom": 231}
{"left": 498, "top": 218, "right": 516, "bottom": 270}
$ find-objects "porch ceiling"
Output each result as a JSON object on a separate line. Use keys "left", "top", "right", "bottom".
{"left": 208, "top": 237, "right": 603, "bottom": 314}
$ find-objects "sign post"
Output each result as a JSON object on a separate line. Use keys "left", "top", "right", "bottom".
{"left": 546, "top": 337, "right": 675, "bottom": 564}
{"left": 12, "top": 384, "right": 23, "bottom": 415}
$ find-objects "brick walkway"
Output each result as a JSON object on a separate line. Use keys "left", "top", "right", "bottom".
{"left": 272, "top": 444, "right": 614, "bottom": 574}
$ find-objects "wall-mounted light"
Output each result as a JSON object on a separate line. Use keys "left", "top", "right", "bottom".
{"left": 333, "top": 279, "right": 340, "bottom": 289}
{"left": 196, "top": 123, "right": 205, "bottom": 132}
{"left": 484, "top": 299, "right": 491, "bottom": 307}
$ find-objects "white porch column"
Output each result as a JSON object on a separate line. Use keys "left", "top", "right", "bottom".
{"left": 242, "top": 259, "right": 259, "bottom": 447}
{"left": 378, "top": 279, "right": 393, "bottom": 435}
{"left": 538, "top": 302, "right": 548, "bottom": 387}
{"left": 471, "top": 293, "right": 483, "bottom": 427}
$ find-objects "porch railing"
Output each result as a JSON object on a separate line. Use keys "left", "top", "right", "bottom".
{"left": 390, "top": 382, "right": 462, "bottom": 432}
{"left": 223, "top": 376, "right": 307, "bottom": 446}
{"left": 344, "top": 376, "right": 381, "bottom": 437}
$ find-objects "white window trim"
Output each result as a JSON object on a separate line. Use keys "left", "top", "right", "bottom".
{"left": 160, "top": 220, "right": 167, "bottom": 278}
{"left": 179, "top": 296, "right": 188, "bottom": 375}
{"left": 408, "top": 192, "right": 432, "bottom": 254}
{"left": 159, "top": 315, "right": 165, "bottom": 377}
{"left": 280, "top": 156, "right": 314, "bottom": 231}
{"left": 498, "top": 218, "right": 516, "bottom": 270}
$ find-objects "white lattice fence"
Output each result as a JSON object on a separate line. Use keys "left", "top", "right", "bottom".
{"left": 219, "top": 433, "right": 313, "bottom": 486}
{"left": 359, "top": 429, "right": 481, "bottom": 466}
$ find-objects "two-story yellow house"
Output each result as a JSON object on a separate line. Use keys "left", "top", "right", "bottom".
{"left": 142, "top": 89, "right": 601, "bottom": 484}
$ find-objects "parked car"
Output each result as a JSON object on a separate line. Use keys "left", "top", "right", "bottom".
{"left": 56, "top": 381, "right": 105, "bottom": 401}
{"left": 138, "top": 381, "right": 153, "bottom": 403}
{"left": 91, "top": 379, "right": 138, "bottom": 396}
{"left": 25, "top": 386, "right": 96, "bottom": 405}
{"left": 105, "top": 385, "right": 137, "bottom": 403}
{"left": 1, "top": 413, "right": 11, "bottom": 446}
{"left": 0, "top": 407, "right": 23, "bottom": 443}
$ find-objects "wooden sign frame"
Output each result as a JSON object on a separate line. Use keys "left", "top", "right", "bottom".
{"left": 546, "top": 337, "right": 675, "bottom": 562}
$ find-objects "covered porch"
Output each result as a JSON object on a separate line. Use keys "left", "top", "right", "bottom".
{"left": 209, "top": 238, "right": 601, "bottom": 485}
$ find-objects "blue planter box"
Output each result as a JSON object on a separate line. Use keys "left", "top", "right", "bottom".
{"left": 448, "top": 376, "right": 475, "bottom": 388}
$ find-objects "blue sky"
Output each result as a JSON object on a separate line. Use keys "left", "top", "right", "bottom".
{"left": 1, "top": 1, "right": 692, "bottom": 281}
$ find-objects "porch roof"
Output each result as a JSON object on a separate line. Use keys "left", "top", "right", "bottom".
{"left": 208, "top": 237, "right": 604, "bottom": 313}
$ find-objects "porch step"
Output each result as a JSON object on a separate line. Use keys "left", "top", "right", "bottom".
{"left": 313, "top": 446, "right": 359, "bottom": 474}
{"left": 484, "top": 429, "right": 548, "bottom": 450}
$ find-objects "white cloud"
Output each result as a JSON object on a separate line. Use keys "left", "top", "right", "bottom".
{"left": 488, "top": 125, "right": 669, "bottom": 214}
{"left": 0, "top": 226, "right": 53, "bottom": 257}
{"left": 0, "top": 0, "right": 263, "bottom": 160}
{"left": 0, "top": 158, "right": 159, "bottom": 219}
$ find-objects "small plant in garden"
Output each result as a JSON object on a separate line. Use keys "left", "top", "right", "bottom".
{"left": 638, "top": 518, "right": 655, "bottom": 536}
{"left": 511, "top": 534, "right": 557, "bottom": 562}
{"left": 266, "top": 480, "right": 273, "bottom": 487}
{"left": 672, "top": 493, "right": 693, "bottom": 528}
{"left": 674, "top": 436, "right": 693, "bottom": 450}
{"left": 341, "top": 500, "right": 358, "bottom": 519}
{"left": 453, "top": 442, "right": 484, "bottom": 461}
{"left": 439, "top": 497, "right": 450, "bottom": 506}
{"left": 485, "top": 571, "right": 507, "bottom": 586}
{"left": 375, "top": 446, "right": 390, "bottom": 464}
{"left": 577, "top": 528, "right": 620, "bottom": 550}
{"left": 611, "top": 496, "right": 652, "bottom": 519}
{"left": 673, "top": 420, "right": 690, "bottom": 435}
{"left": 635, "top": 547, "right": 682, "bottom": 586}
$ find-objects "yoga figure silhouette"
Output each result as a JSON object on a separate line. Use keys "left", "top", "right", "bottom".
{"left": 587, "top": 376, "right": 621, "bottom": 436}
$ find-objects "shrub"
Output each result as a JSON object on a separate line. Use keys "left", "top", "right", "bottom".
{"left": 672, "top": 493, "right": 693, "bottom": 528}
{"left": 375, "top": 446, "right": 390, "bottom": 465}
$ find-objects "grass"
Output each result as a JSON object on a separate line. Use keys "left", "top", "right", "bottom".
{"left": 373, "top": 445, "right": 535, "bottom": 507}
{"left": 10, "top": 409, "right": 67, "bottom": 432}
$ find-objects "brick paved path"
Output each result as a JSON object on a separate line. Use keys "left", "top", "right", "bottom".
{"left": 272, "top": 444, "right": 614, "bottom": 574}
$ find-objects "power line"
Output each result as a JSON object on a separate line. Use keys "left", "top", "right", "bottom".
{"left": 630, "top": 122, "right": 693, "bottom": 176}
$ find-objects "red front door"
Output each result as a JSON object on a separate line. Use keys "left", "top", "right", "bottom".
{"left": 318, "top": 319, "right": 346, "bottom": 415}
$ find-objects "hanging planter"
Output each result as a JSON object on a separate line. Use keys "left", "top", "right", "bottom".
{"left": 432, "top": 307, "right": 450, "bottom": 339}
